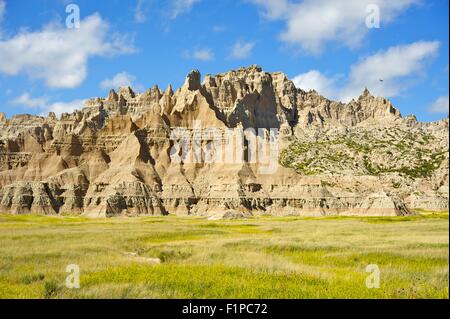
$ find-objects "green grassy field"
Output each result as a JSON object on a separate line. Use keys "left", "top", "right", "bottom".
{"left": 0, "top": 213, "right": 448, "bottom": 299}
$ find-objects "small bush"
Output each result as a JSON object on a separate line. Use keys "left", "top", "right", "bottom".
{"left": 158, "top": 250, "right": 192, "bottom": 263}
{"left": 42, "top": 280, "right": 60, "bottom": 299}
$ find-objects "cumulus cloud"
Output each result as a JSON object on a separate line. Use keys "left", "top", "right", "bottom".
{"left": 292, "top": 70, "right": 339, "bottom": 98}
{"left": 230, "top": 40, "right": 256, "bottom": 59}
{"left": 44, "top": 99, "right": 85, "bottom": 116}
{"left": 341, "top": 41, "right": 440, "bottom": 101}
{"left": 250, "top": 0, "right": 418, "bottom": 54}
{"left": 171, "top": 0, "right": 201, "bottom": 19}
{"left": 183, "top": 48, "right": 214, "bottom": 61}
{"left": 0, "top": 13, "right": 136, "bottom": 88}
{"left": 11, "top": 93, "right": 49, "bottom": 109}
{"left": 292, "top": 41, "right": 440, "bottom": 102}
{"left": 100, "top": 72, "right": 136, "bottom": 90}
{"left": 11, "top": 93, "right": 84, "bottom": 116}
{"left": 428, "top": 96, "right": 449, "bottom": 114}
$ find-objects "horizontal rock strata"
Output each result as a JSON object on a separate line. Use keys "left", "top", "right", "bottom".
{"left": 0, "top": 65, "right": 448, "bottom": 217}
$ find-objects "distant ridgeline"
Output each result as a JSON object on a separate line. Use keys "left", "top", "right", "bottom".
{"left": 0, "top": 65, "right": 448, "bottom": 217}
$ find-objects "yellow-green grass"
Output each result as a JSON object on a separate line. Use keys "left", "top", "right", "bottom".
{"left": 0, "top": 213, "right": 448, "bottom": 299}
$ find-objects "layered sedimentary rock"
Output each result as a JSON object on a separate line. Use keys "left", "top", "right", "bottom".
{"left": 0, "top": 65, "right": 448, "bottom": 217}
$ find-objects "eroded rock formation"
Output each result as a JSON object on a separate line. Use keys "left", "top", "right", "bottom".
{"left": 0, "top": 65, "right": 448, "bottom": 217}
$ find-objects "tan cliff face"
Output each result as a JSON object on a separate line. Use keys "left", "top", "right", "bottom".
{"left": 0, "top": 65, "right": 448, "bottom": 217}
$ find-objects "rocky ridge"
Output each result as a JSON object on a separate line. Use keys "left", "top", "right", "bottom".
{"left": 0, "top": 65, "right": 448, "bottom": 217}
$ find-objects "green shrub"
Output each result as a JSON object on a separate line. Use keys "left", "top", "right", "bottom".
{"left": 42, "top": 280, "right": 59, "bottom": 299}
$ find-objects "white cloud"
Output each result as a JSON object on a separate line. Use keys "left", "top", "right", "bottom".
{"left": 100, "top": 72, "right": 136, "bottom": 90}
{"left": 428, "top": 96, "right": 449, "bottom": 114}
{"left": 134, "top": 0, "right": 149, "bottom": 23}
{"left": 230, "top": 40, "right": 256, "bottom": 59}
{"left": 250, "top": 0, "right": 418, "bottom": 54}
{"left": 292, "top": 70, "right": 338, "bottom": 98}
{"left": 11, "top": 93, "right": 49, "bottom": 109}
{"left": 250, "top": 0, "right": 290, "bottom": 20}
{"left": 11, "top": 93, "right": 84, "bottom": 116}
{"left": 341, "top": 41, "right": 440, "bottom": 101}
{"left": 171, "top": 0, "right": 201, "bottom": 19}
{"left": 292, "top": 41, "right": 440, "bottom": 102}
{"left": 0, "top": 14, "right": 136, "bottom": 88}
{"left": 44, "top": 99, "right": 85, "bottom": 116}
{"left": 183, "top": 48, "right": 214, "bottom": 61}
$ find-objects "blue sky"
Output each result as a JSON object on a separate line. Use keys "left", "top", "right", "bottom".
{"left": 0, "top": 0, "right": 448, "bottom": 121}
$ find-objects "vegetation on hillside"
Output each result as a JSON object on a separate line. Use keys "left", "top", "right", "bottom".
{"left": 279, "top": 127, "right": 448, "bottom": 178}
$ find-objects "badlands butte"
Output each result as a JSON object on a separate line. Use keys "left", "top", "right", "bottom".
{"left": 0, "top": 65, "right": 448, "bottom": 218}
